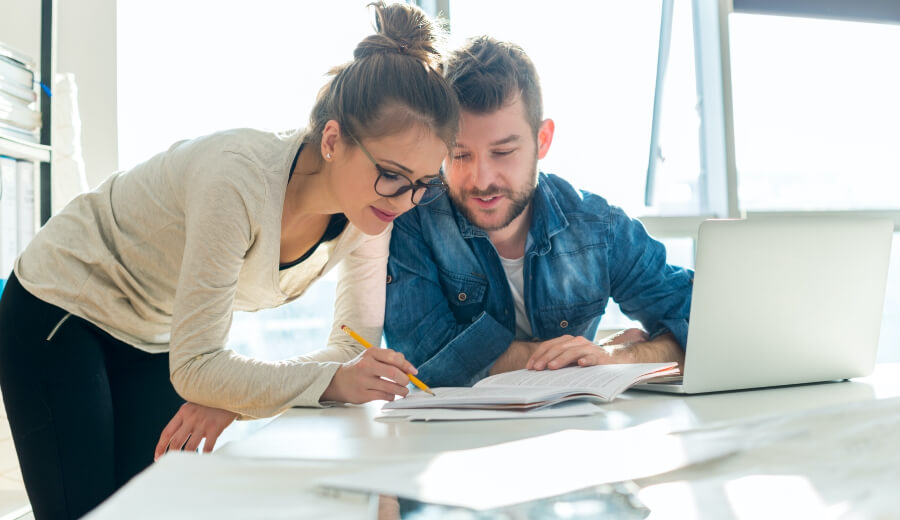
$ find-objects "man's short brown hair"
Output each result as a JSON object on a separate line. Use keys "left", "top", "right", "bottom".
{"left": 444, "top": 36, "right": 543, "bottom": 136}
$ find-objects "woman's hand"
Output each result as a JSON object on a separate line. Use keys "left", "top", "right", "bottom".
{"left": 154, "top": 402, "right": 239, "bottom": 461}
{"left": 321, "top": 347, "right": 418, "bottom": 404}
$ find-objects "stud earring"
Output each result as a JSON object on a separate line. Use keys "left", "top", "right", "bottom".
{"left": 326, "top": 153, "right": 332, "bottom": 159}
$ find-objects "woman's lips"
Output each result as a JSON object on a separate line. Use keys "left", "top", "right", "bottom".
{"left": 371, "top": 206, "right": 398, "bottom": 222}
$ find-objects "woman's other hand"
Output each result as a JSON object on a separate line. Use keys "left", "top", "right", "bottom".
{"left": 154, "top": 402, "right": 238, "bottom": 461}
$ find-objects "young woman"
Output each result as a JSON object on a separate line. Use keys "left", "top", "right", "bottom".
{"left": 0, "top": 3, "right": 458, "bottom": 519}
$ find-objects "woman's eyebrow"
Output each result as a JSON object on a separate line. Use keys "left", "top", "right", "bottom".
{"left": 378, "top": 158, "right": 413, "bottom": 174}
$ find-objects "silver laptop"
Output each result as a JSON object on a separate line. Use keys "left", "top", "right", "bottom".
{"left": 638, "top": 217, "right": 893, "bottom": 394}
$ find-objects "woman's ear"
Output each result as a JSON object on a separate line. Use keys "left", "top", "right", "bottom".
{"left": 536, "top": 118, "right": 555, "bottom": 160}
{"left": 321, "top": 120, "right": 342, "bottom": 161}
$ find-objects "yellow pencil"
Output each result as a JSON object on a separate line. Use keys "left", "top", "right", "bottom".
{"left": 340, "top": 324, "right": 435, "bottom": 396}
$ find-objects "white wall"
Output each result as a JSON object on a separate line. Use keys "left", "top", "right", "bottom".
{"left": 0, "top": 0, "right": 118, "bottom": 189}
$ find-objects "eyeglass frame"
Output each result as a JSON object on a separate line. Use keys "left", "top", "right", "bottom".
{"left": 346, "top": 132, "right": 448, "bottom": 206}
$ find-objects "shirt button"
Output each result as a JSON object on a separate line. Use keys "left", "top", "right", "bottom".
{"left": 458, "top": 292, "right": 467, "bottom": 302}
{"left": 386, "top": 275, "right": 392, "bottom": 284}
{"left": 560, "top": 320, "right": 569, "bottom": 328}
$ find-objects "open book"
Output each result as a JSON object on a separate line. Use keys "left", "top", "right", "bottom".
{"left": 383, "top": 362, "right": 680, "bottom": 412}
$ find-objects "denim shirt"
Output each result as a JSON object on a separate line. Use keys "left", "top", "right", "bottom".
{"left": 384, "top": 173, "right": 694, "bottom": 387}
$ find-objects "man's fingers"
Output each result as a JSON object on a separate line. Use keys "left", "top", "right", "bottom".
{"left": 544, "top": 346, "right": 596, "bottom": 370}
{"left": 576, "top": 350, "right": 615, "bottom": 367}
{"left": 527, "top": 336, "right": 572, "bottom": 369}
{"left": 532, "top": 337, "right": 594, "bottom": 370}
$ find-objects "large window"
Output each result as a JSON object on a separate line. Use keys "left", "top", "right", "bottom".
{"left": 730, "top": 14, "right": 900, "bottom": 211}
{"left": 117, "top": 1, "right": 900, "bottom": 361}
{"left": 118, "top": 1, "right": 376, "bottom": 359}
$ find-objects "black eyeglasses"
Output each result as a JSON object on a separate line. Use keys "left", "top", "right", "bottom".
{"left": 348, "top": 133, "right": 447, "bottom": 206}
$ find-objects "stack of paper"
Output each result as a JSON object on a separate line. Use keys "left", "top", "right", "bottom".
{"left": 379, "top": 399, "right": 604, "bottom": 422}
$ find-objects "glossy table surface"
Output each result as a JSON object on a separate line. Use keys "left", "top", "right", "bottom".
{"left": 87, "top": 364, "right": 900, "bottom": 519}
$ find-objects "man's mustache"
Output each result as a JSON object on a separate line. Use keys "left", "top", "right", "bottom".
{"left": 463, "top": 186, "right": 512, "bottom": 198}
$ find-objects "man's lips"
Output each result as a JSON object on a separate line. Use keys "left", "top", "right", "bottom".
{"left": 470, "top": 194, "right": 504, "bottom": 209}
{"left": 371, "top": 206, "right": 398, "bottom": 222}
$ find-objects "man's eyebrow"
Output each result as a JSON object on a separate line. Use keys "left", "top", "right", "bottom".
{"left": 490, "top": 135, "right": 521, "bottom": 146}
{"left": 454, "top": 135, "right": 521, "bottom": 149}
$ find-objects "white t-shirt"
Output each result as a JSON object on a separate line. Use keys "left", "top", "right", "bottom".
{"left": 498, "top": 254, "right": 533, "bottom": 340}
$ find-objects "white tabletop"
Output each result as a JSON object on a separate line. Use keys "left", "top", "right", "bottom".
{"left": 86, "top": 364, "right": 900, "bottom": 519}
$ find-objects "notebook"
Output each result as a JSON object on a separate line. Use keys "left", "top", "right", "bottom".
{"left": 637, "top": 216, "right": 893, "bottom": 394}
{"left": 382, "top": 362, "right": 680, "bottom": 411}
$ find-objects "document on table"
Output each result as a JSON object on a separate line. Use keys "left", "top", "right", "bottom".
{"left": 378, "top": 400, "right": 603, "bottom": 421}
{"left": 383, "top": 363, "right": 680, "bottom": 411}
{"left": 637, "top": 395, "right": 900, "bottom": 519}
{"left": 317, "top": 424, "right": 743, "bottom": 510}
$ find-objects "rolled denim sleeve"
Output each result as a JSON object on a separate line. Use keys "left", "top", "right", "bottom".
{"left": 384, "top": 214, "right": 514, "bottom": 387}
{"left": 607, "top": 207, "right": 693, "bottom": 350}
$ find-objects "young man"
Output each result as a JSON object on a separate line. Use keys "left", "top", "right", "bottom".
{"left": 383, "top": 36, "right": 694, "bottom": 387}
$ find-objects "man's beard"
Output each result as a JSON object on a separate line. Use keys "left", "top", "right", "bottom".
{"left": 449, "top": 171, "right": 538, "bottom": 232}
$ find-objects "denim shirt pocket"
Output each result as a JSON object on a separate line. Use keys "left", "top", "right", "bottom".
{"left": 534, "top": 299, "right": 606, "bottom": 339}
{"left": 438, "top": 268, "right": 488, "bottom": 325}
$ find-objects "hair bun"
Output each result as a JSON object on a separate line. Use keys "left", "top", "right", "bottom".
{"left": 353, "top": 1, "right": 445, "bottom": 69}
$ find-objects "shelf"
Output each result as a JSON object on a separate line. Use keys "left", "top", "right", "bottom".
{"left": 0, "top": 134, "right": 51, "bottom": 163}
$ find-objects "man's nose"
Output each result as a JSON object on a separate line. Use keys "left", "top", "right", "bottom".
{"left": 471, "top": 155, "right": 495, "bottom": 191}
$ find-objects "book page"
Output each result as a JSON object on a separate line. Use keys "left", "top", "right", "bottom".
{"left": 383, "top": 363, "right": 678, "bottom": 410}
{"left": 383, "top": 385, "right": 583, "bottom": 409}
{"left": 476, "top": 363, "right": 678, "bottom": 392}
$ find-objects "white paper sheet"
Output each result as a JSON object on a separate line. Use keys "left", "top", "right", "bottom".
{"left": 317, "top": 424, "right": 742, "bottom": 510}
{"left": 637, "top": 395, "right": 900, "bottom": 519}
{"left": 378, "top": 400, "right": 604, "bottom": 421}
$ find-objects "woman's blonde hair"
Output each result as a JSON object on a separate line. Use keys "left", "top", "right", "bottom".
{"left": 304, "top": 2, "right": 459, "bottom": 156}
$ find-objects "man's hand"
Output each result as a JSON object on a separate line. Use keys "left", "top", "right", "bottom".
{"left": 526, "top": 329, "right": 684, "bottom": 371}
{"left": 154, "top": 402, "right": 239, "bottom": 461}
{"left": 320, "top": 347, "right": 417, "bottom": 404}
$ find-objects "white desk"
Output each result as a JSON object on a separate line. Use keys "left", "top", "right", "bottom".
{"left": 86, "top": 364, "right": 900, "bottom": 519}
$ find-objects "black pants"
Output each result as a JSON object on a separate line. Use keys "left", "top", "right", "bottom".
{"left": 0, "top": 273, "right": 185, "bottom": 520}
